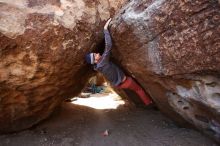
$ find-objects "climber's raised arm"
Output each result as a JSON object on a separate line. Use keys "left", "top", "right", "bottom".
{"left": 97, "top": 18, "right": 112, "bottom": 65}
{"left": 103, "top": 18, "right": 112, "bottom": 55}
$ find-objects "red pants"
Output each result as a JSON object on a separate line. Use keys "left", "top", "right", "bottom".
{"left": 117, "top": 77, "right": 152, "bottom": 105}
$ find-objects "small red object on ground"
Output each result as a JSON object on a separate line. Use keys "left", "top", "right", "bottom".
{"left": 102, "top": 129, "right": 109, "bottom": 136}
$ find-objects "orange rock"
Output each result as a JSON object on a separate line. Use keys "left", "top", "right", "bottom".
{"left": 0, "top": 0, "right": 127, "bottom": 133}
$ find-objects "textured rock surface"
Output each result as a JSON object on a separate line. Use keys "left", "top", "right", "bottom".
{"left": 0, "top": 0, "right": 126, "bottom": 133}
{"left": 111, "top": 0, "right": 220, "bottom": 142}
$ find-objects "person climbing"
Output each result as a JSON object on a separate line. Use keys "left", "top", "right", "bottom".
{"left": 85, "top": 18, "right": 153, "bottom": 107}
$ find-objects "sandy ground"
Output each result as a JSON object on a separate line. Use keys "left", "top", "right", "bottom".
{"left": 0, "top": 102, "right": 217, "bottom": 146}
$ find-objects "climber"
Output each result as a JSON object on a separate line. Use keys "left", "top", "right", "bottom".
{"left": 85, "top": 18, "right": 153, "bottom": 107}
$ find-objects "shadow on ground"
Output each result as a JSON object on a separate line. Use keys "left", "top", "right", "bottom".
{"left": 0, "top": 102, "right": 217, "bottom": 146}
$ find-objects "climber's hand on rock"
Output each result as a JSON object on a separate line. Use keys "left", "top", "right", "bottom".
{"left": 104, "top": 18, "right": 112, "bottom": 30}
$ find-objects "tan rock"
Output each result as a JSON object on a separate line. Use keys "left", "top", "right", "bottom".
{"left": 0, "top": 0, "right": 127, "bottom": 133}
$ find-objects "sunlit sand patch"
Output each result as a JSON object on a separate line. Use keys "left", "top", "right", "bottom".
{"left": 71, "top": 91, "right": 125, "bottom": 110}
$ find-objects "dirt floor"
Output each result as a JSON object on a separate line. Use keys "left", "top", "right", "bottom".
{"left": 0, "top": 101, "right": 217, "bottom": 146}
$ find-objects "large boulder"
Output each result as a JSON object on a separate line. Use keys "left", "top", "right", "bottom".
{"left": 0, "top": 0, "right": 126, "bottom": 133}
{"left": 111, "top": 0, "right": 220, "bottom": 142}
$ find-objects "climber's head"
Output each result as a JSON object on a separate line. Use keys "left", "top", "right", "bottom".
{"left": 85, "top": 53, "right": 101, "bottom": 65}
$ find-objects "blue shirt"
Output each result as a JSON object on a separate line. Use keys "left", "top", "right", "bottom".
{"left": 94, "top": 29, "right": 125, "bottom": 86}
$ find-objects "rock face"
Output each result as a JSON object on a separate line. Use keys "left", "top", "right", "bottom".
{"left": 111, "top": 0, "right": 220, "bottom": 142}
{"left": 0, "top": 0, "right": 126, "bottom": 133}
